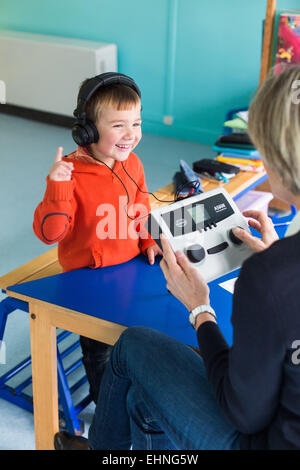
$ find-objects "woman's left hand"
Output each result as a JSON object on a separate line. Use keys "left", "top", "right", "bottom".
{"left": 159, "top": 234, "right": 210, "bottom": 311}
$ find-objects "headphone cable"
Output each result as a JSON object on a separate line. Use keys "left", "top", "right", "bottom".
{"left": 91, "top": 157, "right": 201, "bottom": 222}
{"left": 120, "top": 162, "right": 175, "bottom": 204}
{"left": 95, "top": 159, "right": 151, "bottom": 221}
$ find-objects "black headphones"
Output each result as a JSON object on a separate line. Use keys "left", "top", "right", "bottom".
{"left": 72, "top": 72, "right": 141, "bottom": 147}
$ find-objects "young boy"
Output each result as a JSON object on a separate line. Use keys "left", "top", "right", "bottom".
{"left": 33, "top": 73, "right": 161, "bottom": 402}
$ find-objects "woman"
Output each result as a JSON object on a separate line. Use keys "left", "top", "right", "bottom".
{"left": 55, "top": 65, "right": 300, "bottom": 450}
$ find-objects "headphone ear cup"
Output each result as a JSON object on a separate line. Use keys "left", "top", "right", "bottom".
{"left": 85, "top": 119, "right": 99, "bottom": 144}
{"left": 72, "top": 123, "right": 87, "bottom": 146}
{"left": 72, "top": 120, "right": 99, "bottom": 146}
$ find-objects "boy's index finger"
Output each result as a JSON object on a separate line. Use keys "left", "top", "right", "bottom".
{"left": 55, "top": 146, "right": 63, "bottom": 163}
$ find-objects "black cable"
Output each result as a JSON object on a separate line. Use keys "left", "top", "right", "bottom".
{"left": 174, "top": 180, "right": 201, "bottom": 201}
{"left": 121, "top": 162, "right": 175, "bottom": 204}
{"left": 93, "top": 157, "right": 202, "bottom": 222}
{"left": 96, "top": 159, "right": 139, "bottom": 220}
{"left": 121, "top": 162, "right": 202, "bottom": 203}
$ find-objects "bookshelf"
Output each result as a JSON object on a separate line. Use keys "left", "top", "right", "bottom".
{"left": 260, "top": 0, "right": 277, "bottom": 85}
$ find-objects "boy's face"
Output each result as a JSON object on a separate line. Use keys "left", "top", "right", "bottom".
{"left": 90, "top": 103, "right": 142, "bottom": 166}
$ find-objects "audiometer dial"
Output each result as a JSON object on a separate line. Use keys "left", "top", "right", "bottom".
{"left": 186, "top": 244, "right": 206, "bottom": 264}
{"left": 228, "top": 227, "right": 244, "bottom": 245}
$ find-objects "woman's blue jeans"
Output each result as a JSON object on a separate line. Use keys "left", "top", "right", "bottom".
{"left": 88, "top": 326, "right": 241, "bottom": 450}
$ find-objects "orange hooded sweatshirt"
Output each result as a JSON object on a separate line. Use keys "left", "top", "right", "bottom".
{"left": 33, "top": 147, "right": 155, "bottom": 272}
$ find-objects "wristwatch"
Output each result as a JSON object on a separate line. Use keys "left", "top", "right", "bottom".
{"left": 189, "top": 305, "right": 216, "bottom": 328}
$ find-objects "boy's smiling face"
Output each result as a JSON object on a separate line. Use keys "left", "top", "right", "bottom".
{"left": 89, "top": 104, "right": 142, "bottom": 167}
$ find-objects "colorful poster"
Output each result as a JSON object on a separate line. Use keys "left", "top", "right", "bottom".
{"left": 274, "top": 13, "right": 300, "bottom": 75}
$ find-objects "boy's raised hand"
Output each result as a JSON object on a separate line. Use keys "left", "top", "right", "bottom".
{"left": 49, "top": 147, "right": 74, "bottom": 181}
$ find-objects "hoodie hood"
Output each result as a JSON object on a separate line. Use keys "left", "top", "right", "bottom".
{"left": 63, "top": 146, "right": 131, "bottom": 176}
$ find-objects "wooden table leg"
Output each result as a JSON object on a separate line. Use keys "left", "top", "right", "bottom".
{"left": 29, "top": 303, "right": 59, "bottom": 450}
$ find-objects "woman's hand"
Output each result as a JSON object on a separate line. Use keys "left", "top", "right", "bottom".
{"left": 233, "top": 210, "right": 279, "bottom": 253}
{"left": 159, "top": 234, "right": 210, "bottom": 312}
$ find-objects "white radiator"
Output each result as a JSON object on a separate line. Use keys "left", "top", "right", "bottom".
{"left": 0, "top": 30, "right": 117, "bottom": 117}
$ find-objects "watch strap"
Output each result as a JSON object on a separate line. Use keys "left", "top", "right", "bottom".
{"left": 189, "top": 304, "right": 216, "bottom": 327}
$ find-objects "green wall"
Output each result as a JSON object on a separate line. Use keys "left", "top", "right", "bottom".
{"left": 0, "top": 0, "right": 299, "bottom": 144}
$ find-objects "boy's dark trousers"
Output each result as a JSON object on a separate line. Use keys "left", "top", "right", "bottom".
{"left": 79, "top": 336, "right": 112, "bottom": 403}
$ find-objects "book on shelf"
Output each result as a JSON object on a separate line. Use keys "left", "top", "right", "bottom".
{"left": 236, "top": 110, "right": 248, "bottom": 124}
{"left": 212, "top": 146, "right": 261, "bottom": 158}
{"left": 214, "top": 133, "right": 255, "bottom": 149}
{"left": 213, "top": 133, "right": 260, "bottom": 157}
{"left": 216, "top": 155, "right": 264, "bottom": 173}
{"left": 224, "top": 118, "right": 248, "bottom": 132}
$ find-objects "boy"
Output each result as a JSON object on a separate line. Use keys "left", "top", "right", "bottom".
{"left": 33, "top": 73, "right": 161, "bottom": 402}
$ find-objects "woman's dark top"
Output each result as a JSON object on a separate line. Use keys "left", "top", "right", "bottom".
{"left": 197, "top": 231, "right": 300, "bottom": 450}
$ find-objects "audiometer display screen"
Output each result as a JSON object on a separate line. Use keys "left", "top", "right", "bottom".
{"left": 160, "top": 192, "right": 235, "bottom": 237}
{"left": 187, "top": 205, "right": 209, "bottom": 224}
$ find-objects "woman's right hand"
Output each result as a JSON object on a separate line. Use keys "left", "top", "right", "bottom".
{"left": 232, "top": 209, "right": 279, "bottom": 253}
{"left": 49, "top": 147, "right": 74, "bottom": 181}
{"left": 160, "top": 234, "right": 210, "bottom": 312}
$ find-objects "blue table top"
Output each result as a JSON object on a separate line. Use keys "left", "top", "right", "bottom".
{"left": 7, "top": 255, "right": 237, "bottom": 349}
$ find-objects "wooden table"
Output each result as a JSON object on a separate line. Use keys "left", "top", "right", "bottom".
{"left": 0, "top": 169, "right": 267, "bottom": 450}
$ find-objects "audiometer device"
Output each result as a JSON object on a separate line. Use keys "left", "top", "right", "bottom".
{"left": 146, "top": 187, "right": 253, "bottom": 283}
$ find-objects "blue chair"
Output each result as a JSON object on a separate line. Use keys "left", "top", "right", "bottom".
{"left": 0, "top": 294, "right": 91, "bottom": 434}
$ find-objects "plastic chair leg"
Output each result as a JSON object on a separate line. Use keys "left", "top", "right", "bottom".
{"left": 0, "top": 297, "right": 28, "bottom": 341}
{"left": 0, "top": 296, "right": 86, "bottom": 435}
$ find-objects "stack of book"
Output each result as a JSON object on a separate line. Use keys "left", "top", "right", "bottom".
{"left": 216, "top": 154, "right": 264, "bottom": 173}
{"left": 213, "top": 111, "right": 264, "bottom": 173}
{"left": 212, "top": 10, "right": 300, "bottom": 176}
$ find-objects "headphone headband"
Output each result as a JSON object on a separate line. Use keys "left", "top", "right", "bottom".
{"left": 73, "top": 72, "right": 141, "bottom": 123}
{"left": 72, "top": 72, "right": 141, "bottom": 146}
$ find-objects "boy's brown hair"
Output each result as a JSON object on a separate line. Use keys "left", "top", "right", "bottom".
{"left": 77, "top": 80, "right": 141, "bottom": 125}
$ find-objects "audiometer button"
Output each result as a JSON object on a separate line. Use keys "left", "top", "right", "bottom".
{"left": 229, "top": 227, "right": 243, "bottom": 245}
{"left": 207, "top": 242, "right": 229, "bottom": 255}
{"left": 186, "top": 244, "right": 206, "bottom": 263}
